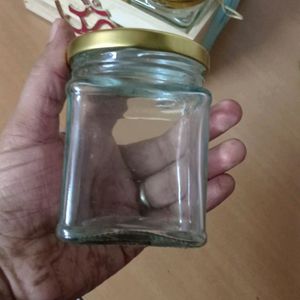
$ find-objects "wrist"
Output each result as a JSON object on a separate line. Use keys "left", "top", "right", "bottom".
{"left": 0, "top": 268, "right": 15, "bottom": 300}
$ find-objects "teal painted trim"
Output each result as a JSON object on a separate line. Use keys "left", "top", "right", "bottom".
{"left": 201, "top": 0, "right": 240, "bottom": 50}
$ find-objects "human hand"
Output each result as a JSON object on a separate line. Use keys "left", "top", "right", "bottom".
{"left": 0, "top": 20, "right": 246, "bottom": 300}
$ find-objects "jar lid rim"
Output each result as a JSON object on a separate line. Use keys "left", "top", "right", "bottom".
{"left": 150, "top": 0, "right": 206, "bottom": 9}
{"left": 67, "top": 28, "right": 210, "bottom": 70}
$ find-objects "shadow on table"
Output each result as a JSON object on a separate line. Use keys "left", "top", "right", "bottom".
{"left": 209, "top": 0, "right": 299, "bottom": 72}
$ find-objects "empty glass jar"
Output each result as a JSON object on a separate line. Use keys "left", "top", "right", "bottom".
{"left": 57, "top": 29, "right": 211, "bottom": 247}
{"left": 129, "top": 0, "right": 207, "bottom": 27}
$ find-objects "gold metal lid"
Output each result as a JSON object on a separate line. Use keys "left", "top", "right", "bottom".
{"left": 153, "top": 0, "right": 205, "bottom": 9}
{"left": 67, "top": 28, "right": 210, "bottom": 70}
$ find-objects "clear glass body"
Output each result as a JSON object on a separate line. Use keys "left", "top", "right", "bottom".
{"left": 57, "top": 48, "right": 211, "bottom": 247}
{"left": 130, "top": 0, "right": 207, "bottom": 28}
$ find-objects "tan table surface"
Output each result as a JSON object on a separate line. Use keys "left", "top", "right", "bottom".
{"left": 1, "top": 1, "right": 300, "bottom": 299}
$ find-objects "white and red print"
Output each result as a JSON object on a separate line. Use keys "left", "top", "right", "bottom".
{"left": 55, "top": 0, "right": 116, "bottom": 34}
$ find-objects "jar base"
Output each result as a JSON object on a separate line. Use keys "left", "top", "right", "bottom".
{"left": 57, "top": 224, "right": 206, "bottom": 248}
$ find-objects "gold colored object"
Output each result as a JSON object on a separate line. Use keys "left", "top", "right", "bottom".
{"left": 152, "top": 0, "right": 205, "bottom": 9}
{"left": 67, "top": 28, "right": 210, "bottom": 70}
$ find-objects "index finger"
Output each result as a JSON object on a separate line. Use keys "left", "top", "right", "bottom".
{"left": 120, "top": 99, "right": 242, "bottom": 179}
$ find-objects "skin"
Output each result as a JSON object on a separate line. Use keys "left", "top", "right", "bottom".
{"left": 0, "top": 20, "right": 246, "bottom": 300}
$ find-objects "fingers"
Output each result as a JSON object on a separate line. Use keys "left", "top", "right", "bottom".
{"left": 140, "top": 158, "right": 188, "bottom": 208}
{"left": 209, "top": 99, "right": 242, "bottom": 140}
{"left": 2, "top": 20, "right": 75, "bottom": 148}
{"left": 121, "top": 99, "right": 242, "bottom": 178}
{"left": 144, "top": 173, "right": 235, "bottom": 222}
{"left": 121, "top": 118, "right": 187, "bottom": 178}
{"left": 206, "top": 174, "right": 235, "bottom": 211}
{"left": 208, "top": 139, "right": 247, "bottom": 179}
{"left": 140, "top": 138, "right": 246, "bottom": 209}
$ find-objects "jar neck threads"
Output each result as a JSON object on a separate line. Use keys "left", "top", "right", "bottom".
{"left": 70, "top": 48, "right": 205, "bottom": 88}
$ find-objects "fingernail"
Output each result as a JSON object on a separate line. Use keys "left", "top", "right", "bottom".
{"left": 48, "top": 19, "right": 61, "bottom": 42}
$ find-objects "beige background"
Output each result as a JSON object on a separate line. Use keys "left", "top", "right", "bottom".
{"left": 1, "top": 1, "right": 300, "bottom": 299}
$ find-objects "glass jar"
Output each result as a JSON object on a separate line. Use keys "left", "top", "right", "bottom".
{"left": 57, "top": 29, "right": 211, "bottom": 247}
{"left": 129, "top": 0, "right": 207, "bottom": 27}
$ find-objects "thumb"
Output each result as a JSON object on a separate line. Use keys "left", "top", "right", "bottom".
{"left": 2, "top": 19, "right": 75, "bottom": 148}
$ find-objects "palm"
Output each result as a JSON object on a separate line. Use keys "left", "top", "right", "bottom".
{"left": 0, "top": 137, "right": 140, "bottom": 300}
{"left": 84, "top": 122, "right": 139, "bottom": 217}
